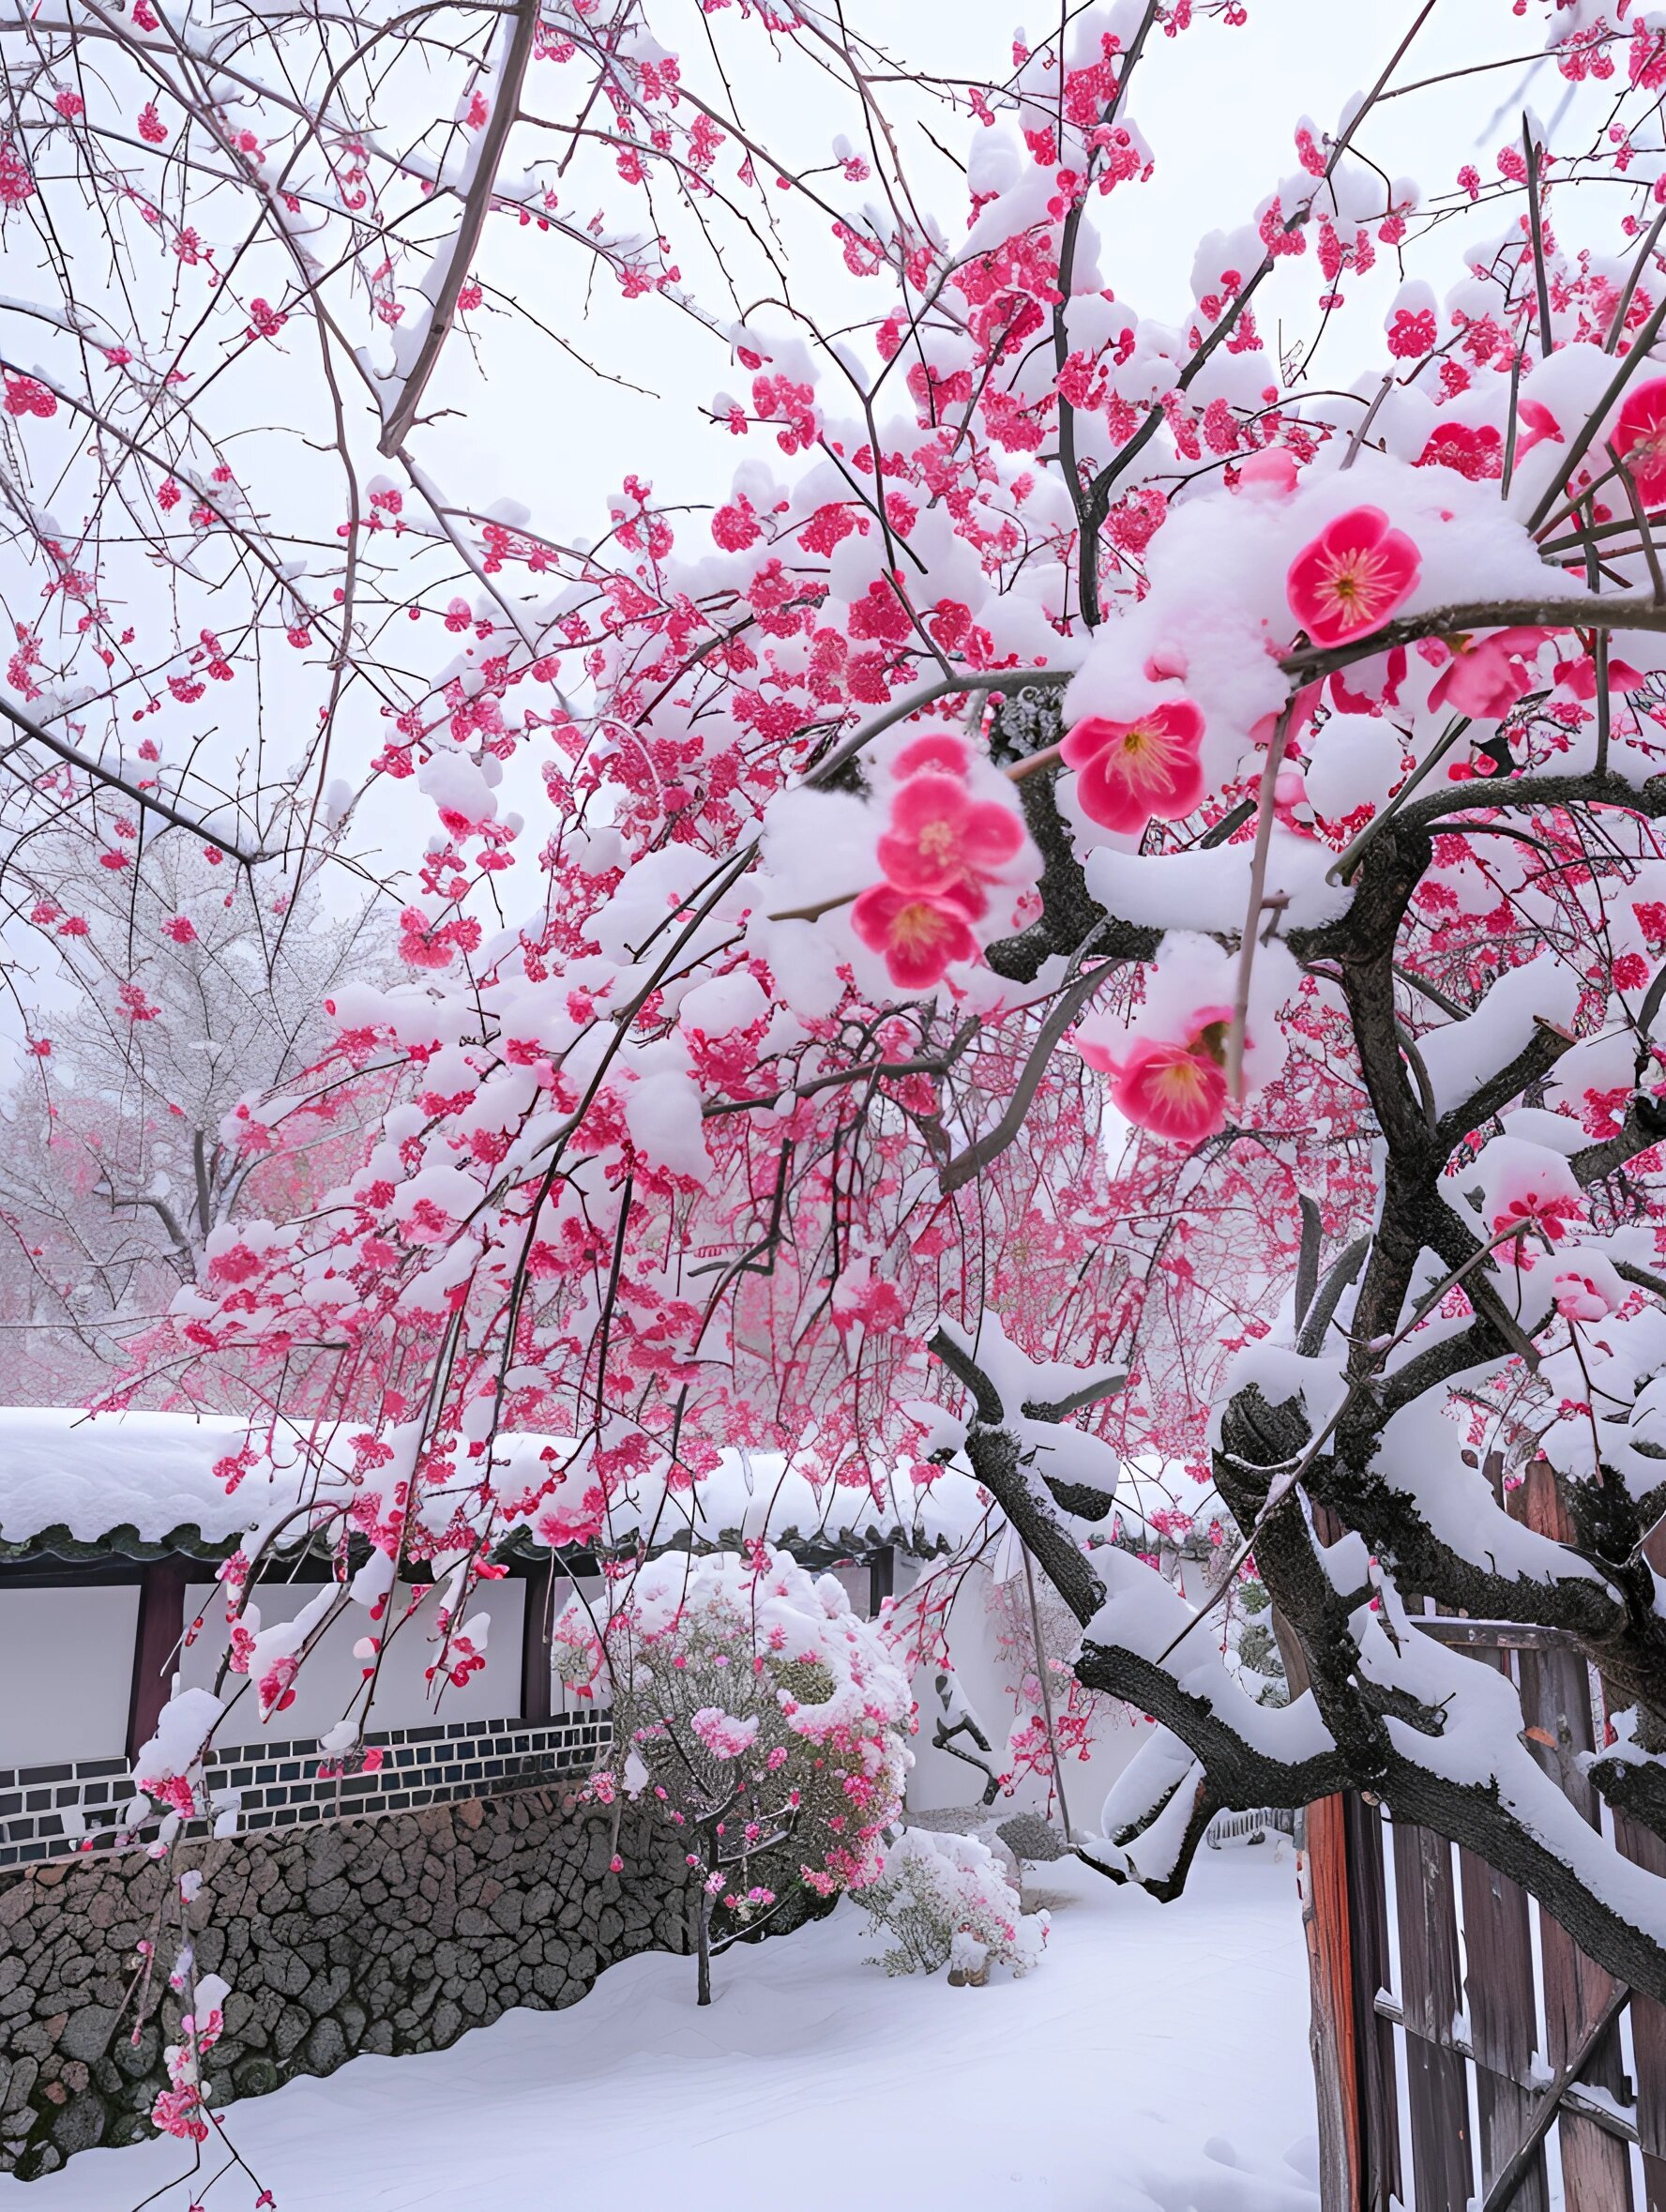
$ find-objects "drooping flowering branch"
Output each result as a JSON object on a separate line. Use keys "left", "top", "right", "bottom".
{"left": 23, "top": 0, "right": 1666, "bottom": 2075}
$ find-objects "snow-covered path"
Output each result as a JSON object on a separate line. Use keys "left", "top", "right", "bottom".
{"left": 0, "top": 1852, "right": 1318, "bottom": 2212}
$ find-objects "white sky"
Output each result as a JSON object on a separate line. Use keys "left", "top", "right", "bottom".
{"left": 420, "top": 0, "right": 1522, "bottom": 535}
{"left": 0, "top": 0, "right": 1598, "bottom": 1081}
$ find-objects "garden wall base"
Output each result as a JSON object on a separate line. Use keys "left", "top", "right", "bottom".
{"left": 0, "top": 1788, "right": 696, "bottom": 2177}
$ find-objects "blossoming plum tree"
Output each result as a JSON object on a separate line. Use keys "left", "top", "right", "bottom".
{"left": 571, "top": 1546, "right": 912, "bottom": 2004}
{"left": 24, "top": 0, "right": 1666, "bottom": 2147}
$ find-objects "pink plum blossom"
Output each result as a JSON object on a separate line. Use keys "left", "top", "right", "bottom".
{"left": 1554, "top": 646, "right": 1644, "bottom": 699}
{"left": 1553, "top": 1268, "right": 1617, "bottom": 1323}
{"left": 1491, "top": 1171, "right": 1580, "bottom": 1253}
{"left": 1111, "top": 1026, "right": 1231, "bottom": 1145}
{"left": 1428, "top": 628, "right": 1551, "bottom": 719}
{"left": 851, "top": 883, "right": 980, "bottom": 991}
{"left": 1286, "top": 507, "right": 1421, "bottom": 647}
{"left": 892, "top": 732, "right": 972, "bottom": 778}
{"left": 1416, "top": 422, "right": 1502, "bottom": 481}
{"left": 1517, "top": 398, "right": 1562, "bottom": 457}
{"left": 151, "top": 2085, "right": 208, "bottom": 2143}
{"left": 1613, "top": 376, "right": 1666, "bottom": 504}
{"left": 1060, "top": 699, "right": 1206, "bottom": 835}
{"left": 1235, "top": 447, "right": 1298, "bottom": 497}
{"left": 875, "top": 771, "right": 1025, "bottom": 901}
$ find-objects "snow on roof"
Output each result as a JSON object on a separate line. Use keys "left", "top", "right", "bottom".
{"left": 0, "top": 1409, "right": 992, "bottom": 1562}
{"left": 0, "top": 1408, "right": 296, "bottom": 1553}
{"left": 486, "top": 1433, "right": 986, "bottom": 1560}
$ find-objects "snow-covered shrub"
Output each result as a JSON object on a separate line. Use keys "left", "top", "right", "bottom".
{"left": 567, "top": 1544, "right": 913, "bottom": 2002}
{"left": 860, "top": 1827, "right": 1047, "bottom": 1982}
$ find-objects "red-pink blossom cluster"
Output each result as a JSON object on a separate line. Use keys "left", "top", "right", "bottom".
{"left": 852, "top": 736, "right": 1030, "bottom": 990}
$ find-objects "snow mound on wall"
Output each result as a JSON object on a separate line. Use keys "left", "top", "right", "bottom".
{"left": 485, "top": 1433, "right": 984, "bottom": 1556}
{"left": 0, "top": 1409, "right": 989, "bottom": 1557}
{"left": 0, "top": 1408, "right": 308, "bottom": 1545}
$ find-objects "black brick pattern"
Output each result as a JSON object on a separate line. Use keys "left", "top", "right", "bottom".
{"left": 0, "top": 1713, "right": 610, "bottom": 1870}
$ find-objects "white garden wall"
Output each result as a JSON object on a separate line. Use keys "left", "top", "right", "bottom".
{"left": 901, "top": 1556, "right": 1150, "bottom": 1826}
{"left": 177, "top": 1578, "right": 527, "bottom": 1739}
{"left": 0, "top": 1585, "right": 138, "bottom": 1767}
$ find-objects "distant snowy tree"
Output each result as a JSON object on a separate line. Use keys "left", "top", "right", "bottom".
{"left": 0, "top": 841, "right": 383, "bottom": 1399}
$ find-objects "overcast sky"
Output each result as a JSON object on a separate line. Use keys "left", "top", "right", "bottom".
{"left": 0, "top": 0, "right": 1587, "bottom": 1077}
{"left": 421, "top": 0, "right": 1527, "bottom": 536}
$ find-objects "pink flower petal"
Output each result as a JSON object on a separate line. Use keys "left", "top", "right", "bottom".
{"left": 1287, "top": 507, "right": 1421, "bottom": 648}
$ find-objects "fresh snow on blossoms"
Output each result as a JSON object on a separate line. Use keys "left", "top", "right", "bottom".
{"left": 690, "top": 1706, "right": 761, "bottom": 1761}
{"left": 37, "top": 0, "right": 1666, "bottom": 2080}
{"left": 1074, "top": 932, "right": 1289, "bottom": 1144}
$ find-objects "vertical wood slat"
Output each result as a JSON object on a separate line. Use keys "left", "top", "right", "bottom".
{"left": 1625, "top": 1503, "right": 1666, "bottom": 2204}
{"left": 1339, "top": 1459, "right": 1648, "bottom": 2210}
{"left": 1344, "top": 1797, "right": 1401, "bottom": 2212}
{"left": 1455, "top": 1461, "right": 1544, "bottom": 2208}
{"left": 1392, "top": 1815, "right": 1473, "bottom": 2212}
{"left": 1291, "top": 1504, "right": 1376, "bottom": 2212}
{"left": 1616, "top": 1811, "right": 1666, "bottom": 2210}
{"left": 1459, "top": 1808, "right": 1549, "bottom": 2212}
{"left": 1520, "top": 1640, "right": 1633, "bottom": 2212}
{"left": 1304, "top": 1793, "right": 1363, "bottom": 2211}
{"left": 1512, "top": 1462, "right": 1634, "bottom": 2212}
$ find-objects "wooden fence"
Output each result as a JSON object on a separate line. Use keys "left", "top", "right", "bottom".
{"left": 1307, "top": 1462, "right": 1666, "bottom": 2210}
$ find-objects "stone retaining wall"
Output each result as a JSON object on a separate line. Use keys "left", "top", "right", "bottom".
{"left": 0, "top": 1786, "right": 695, "bottom": 2177}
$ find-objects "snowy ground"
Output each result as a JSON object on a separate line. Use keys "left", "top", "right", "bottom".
{"left": 1, "top": 1850, "right": 1319, "bottom": 2212}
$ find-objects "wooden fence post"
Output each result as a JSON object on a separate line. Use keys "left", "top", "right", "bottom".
{"left": 1280, "top": 1541, "right": 1377, "bottom": 2209}
{"left": 1513, "top": 1462, "right": 1632, "bottom": 2210}
{"left": 1301, "top": 1793, "right": 1363, "bottom": 2212}
{"left": 126, "top": 1553, "right": 189, "bottom": 1763}
{"left": 1343, "top": 1795, "right": 1401, "bottom": 2209}
{"left": 1299, "top": 1456, "right": 1666, "bottom": 2208}
{"left": 1392, "top": 1812, "right": 1473, "bottom": 2211}
{"left": 1290, "top": 1494, "right": 1401, "bottom": 2211}
{"left": 1458, "top": 1810, "right": 1547, "bottom": 2212}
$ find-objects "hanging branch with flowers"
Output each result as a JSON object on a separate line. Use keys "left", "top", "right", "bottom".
{"left": 27, "top": 0, "right": 1666, "bottom": 2075}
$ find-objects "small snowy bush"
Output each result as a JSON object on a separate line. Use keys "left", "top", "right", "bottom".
{"left": 564, "top": 1544, "right": 914, "bottom": 2002}
{"left": 860, "top": 1827, "right": 1047, "bottom": 1982}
